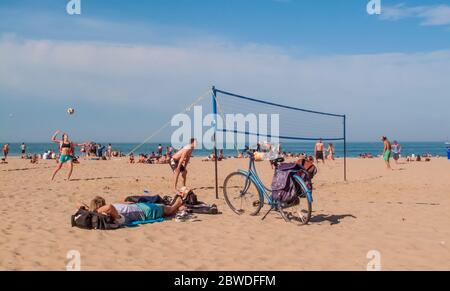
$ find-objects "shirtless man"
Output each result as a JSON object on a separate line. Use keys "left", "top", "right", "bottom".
{"left": 381, "top": 136, "right": 392, "bottom": 170}
{"left": 170, "top": 138, "right": 197, "bottom": 191}
{"left": 314, "top": 139, "right": 325, "bottom": 164}
{"left": 20, "top": 143, "right": 26, "bottom": 159}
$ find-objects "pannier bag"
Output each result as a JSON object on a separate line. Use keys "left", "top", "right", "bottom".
{"left": 271, "top": 163, "right": 303, "bottom": 204}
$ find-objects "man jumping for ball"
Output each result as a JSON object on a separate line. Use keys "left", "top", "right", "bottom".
{"left": 170, "top": 138, "right": 197, "bottom": 191}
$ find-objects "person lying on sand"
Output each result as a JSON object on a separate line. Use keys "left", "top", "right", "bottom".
{"left": 79, "top": 191, "right": 188, "bottom": 226}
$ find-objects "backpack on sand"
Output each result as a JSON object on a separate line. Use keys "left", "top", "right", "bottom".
{"left": 71, "top": 207, "right": 120, "bottom": 230}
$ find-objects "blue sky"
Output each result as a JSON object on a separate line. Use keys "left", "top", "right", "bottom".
{"left": 1, "top": 0, "right": 450, "bottom": 142}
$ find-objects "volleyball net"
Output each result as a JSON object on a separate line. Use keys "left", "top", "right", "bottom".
{"left": 211, "top": 87, "right": 347, "bottom": 197}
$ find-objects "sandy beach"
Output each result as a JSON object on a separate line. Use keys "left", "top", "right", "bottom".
{"left": 0, "top": 156, "right": 449, "bottom": 271}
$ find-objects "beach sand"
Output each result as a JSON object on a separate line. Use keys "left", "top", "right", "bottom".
{"left": 0, "top": 156, "right": 449, "bottom": 270}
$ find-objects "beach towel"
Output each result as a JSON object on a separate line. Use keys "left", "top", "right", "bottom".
{"left": 126, "top": 217, "right": 165, "bottom": 227}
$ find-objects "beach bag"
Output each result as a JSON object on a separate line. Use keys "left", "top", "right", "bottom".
{"left": 183, "top": 190, "right": 199, "bottom": 206}
{"left": 296, "top": 158, "right": 317, "bottom": 179}
{"left": 271, "top": 163, "right": 302, "bottom": 204}
{"left": 187, "top": 203, "right": 219, "bottom": 215}
{"left": 71, "top": 208, "right": 120, "bottom": 230}
{"left": 124, "top": 195, "right": 164, "bottom": 204}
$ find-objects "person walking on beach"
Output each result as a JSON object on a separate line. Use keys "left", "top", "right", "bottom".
{"left": 170, "top": 138, "right": 197, "bottom": 191}
{"left": 50, "top": 130, "right": 86, "bottom": 181}
{"left": 2, "top": 143, "right": 9, "bottom": 160}
{"left": 381, "top": 136, "right": 392, "bottom": 170}
{"left": 107, "top": 144, "right": 113, "bottom": 159}
{"left": 327, "top": 143, "right": 335, "bottom": 160}
{"left": 392, "top": 141, "right": 402, "bottom": 164}
{"left": 315, "top": 139, "right": 325, "bottom": 164}
{"left": 157, "top": 144, "right": 163, "bottom": 157}
{"left": 20, "top": 143, "right": 27, "bottom": 159}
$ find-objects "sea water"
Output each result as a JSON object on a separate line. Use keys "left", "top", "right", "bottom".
{"left": 2, "top": 142, "right": 447, "bottom": 158}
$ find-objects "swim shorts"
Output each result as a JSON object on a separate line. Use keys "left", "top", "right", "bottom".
{"left": 136, "top": 203, "right": 164, "bottom": 220}
{"left": 383, "top": 150, "right": 391, "bottom": 161}
{"left": 170, "top": 158, "right": 186, "bottom": 172}
{"left": 316, "top": 151, "right": 324, "bottom": 160}
{"left": 59, "top": 155, "right": 73, "bottom": 164}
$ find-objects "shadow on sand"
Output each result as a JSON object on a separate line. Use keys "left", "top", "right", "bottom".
{"left": 309, "top": 214, "right": 356, "bottom": 226}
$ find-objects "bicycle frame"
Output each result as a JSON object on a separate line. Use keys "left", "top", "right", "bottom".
{"left": 237, "top": 154, "right": 313, "bottom": 206}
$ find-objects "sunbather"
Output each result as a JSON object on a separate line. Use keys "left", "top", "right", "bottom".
{"left": 80, "top": 191, "right": 187, "bottom": 226}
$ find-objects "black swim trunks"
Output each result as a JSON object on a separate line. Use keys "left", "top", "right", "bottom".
{"left": 170, "top": 158, "right": 186, "bottom": 172}
{"left": 316, "top": 151, "right": 324, "bottom": 160}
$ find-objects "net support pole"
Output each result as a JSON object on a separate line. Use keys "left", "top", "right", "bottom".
{"left": 212, "top": 86, "right": 219, "bottom": 199}
{"left": 343, "top": 115, "right": 347, "bottom": 181}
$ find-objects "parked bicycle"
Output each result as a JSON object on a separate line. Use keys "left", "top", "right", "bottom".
{"left": 223, "top": 149, "right": 313, "bottom": 224}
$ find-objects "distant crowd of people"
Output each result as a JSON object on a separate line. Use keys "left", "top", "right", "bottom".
{"left": 129, "top": 144, "right": 175, "bottom": 164}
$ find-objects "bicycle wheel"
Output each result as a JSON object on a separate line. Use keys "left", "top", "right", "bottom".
{"left": 280, "top": 194, "right": 312, "bottom": 225}
{"left": 223, "top": 172, "right": 263, "bottom": 216}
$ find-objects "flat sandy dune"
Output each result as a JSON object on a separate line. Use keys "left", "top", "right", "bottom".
{"left": 0, "top": 157, "right": 449, "bottom": 270}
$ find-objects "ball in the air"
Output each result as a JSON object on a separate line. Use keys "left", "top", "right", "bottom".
{"left": 67, "top": 108, "right": 75, "bottom": 115}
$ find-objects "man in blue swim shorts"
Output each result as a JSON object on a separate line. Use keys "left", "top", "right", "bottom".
{"left": 381, "top": 136, "right": 392, "bottom": 170}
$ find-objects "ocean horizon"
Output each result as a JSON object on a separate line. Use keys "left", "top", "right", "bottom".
{"left": 2, "top": 141, "right": 449, "bottom": 158}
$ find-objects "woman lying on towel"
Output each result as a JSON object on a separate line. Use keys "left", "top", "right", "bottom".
{"left": 83, "top": 192, "right": 187, "bottom": 226}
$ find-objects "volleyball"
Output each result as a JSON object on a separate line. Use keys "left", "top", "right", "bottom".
{"left": 67, "top": 108, "right": 75, "bottom": 115}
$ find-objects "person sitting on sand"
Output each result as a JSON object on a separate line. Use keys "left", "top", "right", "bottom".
{"left": 30, "top": 154, "right": 39, "bottom": 164}
{"left": 381, "top": 136, "right": 392, "bottom": 170}
{"left": 82, "top": 190, "right": 188, "bottom": 226}
{"left": 138, "top": 154, "right": 146, "bottom": 163}
{"left": 170, "top": 138, "right": 197, "bottom": 191}
{"left": 129, "top": 153, "right": 135, "bottom": 164}
{"left": 51, "top": 130, "right": 87, "bottom": 181}
{"left": 314, "top": 139, "right": 325, "bottom": 164}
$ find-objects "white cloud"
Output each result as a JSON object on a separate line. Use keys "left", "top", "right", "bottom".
{"left": 1, "top": 35, "right": 449, "bottom": 141}
{"left": 382, "top": 4, "right": 450, "bottom": 26}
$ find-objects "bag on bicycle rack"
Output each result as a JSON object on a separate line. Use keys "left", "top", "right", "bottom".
{"left": 271, "top": 163, "right": 302, "bottom": 204}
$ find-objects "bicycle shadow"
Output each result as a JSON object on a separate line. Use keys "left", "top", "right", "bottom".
{"left": 309, "top": 214, "right": 356, "bottom": 226}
